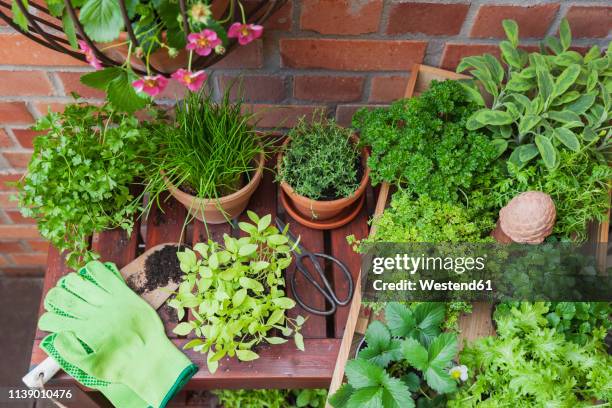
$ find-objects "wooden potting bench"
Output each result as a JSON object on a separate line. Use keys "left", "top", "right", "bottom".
{"left": 29, "top": 159, "right": 376, "bottom": 393}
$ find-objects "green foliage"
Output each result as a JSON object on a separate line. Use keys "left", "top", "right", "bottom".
{"left": 15, "top": 102, "right": 155, "bottom": 269}
{"left": 170, "top": 212, "right": 304, "bottom": 373}
{"left": 214, "top": 389, "right": 287, "bottom": 408}
{"left": 366, "top": 191, "right": 494, "bottom": 244}
{"left": 458, "top": 18, "right": 612, "bottom": 170}
{"left": 353, "top": 80, "right": 500, "bottom": 203}
{"left": 213, "top": 388, "right": 328, "bottom": 408}
{"left": 148, "top": 85, "right": 268, "bottom": 210}
{"left": 293, "top": 389, "right": 328, "bottom": 408}
{"left": 277, "top": 114, "right": 360, "bottom": 200}
{"left": 330, "top": 303, "right": 461, "bottom": 408}
{"left": 492, "top": 149, "right": 612, "bottom": 241}
{"left": 449, "top": 302, "right": 612, "bottom": 406}
{"left": 495, "top": 301, "right": 611, "bottom": 346}
{"left": 81, "top": 68, "right": 149, "bottom": 113}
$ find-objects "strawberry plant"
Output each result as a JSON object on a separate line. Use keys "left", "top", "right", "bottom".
{"left": 170, "top": 212, "right": 305, "bottom": 373}
{"left": 329, "top": 303, "right": 462, "bottom": 408}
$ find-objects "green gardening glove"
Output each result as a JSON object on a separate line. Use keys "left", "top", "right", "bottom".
{"left": 42, "top": 332, "right": 150, "bottom": 408}
{"left": 38, "top": 261, "right": 198, "bottom": 408}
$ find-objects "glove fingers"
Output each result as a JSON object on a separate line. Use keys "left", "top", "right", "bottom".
{"left": 38, "top": 311, "right": 81, "bottom": 334}
{"left": 83, "top": 261, "right": 124, "bottom": 293}
{"left": 44, "top": 287, "right": 97, "bottom": 319}
{"left": 61, "top": 272, "right": 110, "bottom": 306}
{"left": 53, "top": 331, "right": 99, "bottom": 377}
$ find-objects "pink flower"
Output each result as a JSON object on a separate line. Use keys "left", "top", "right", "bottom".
{"left": 78, "top": 40, "right": 102, "bottom": 69}
{"left": 228, "top": 22, "right": 263, "bottom": 45}
{"left": 132, "top": 75, "right": 168, "bottom": 97}
{"left": 186, "top": 30, "right": 221, "bottom": 56}
{"left": 171, "top": 69, "right": 207, "bottom": 92}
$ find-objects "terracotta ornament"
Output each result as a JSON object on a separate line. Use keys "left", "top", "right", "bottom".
{"left": 492, "top": 191, "right": 556, "bottom": 244}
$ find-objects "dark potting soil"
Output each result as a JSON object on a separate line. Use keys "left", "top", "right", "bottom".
{"left": 318, "top": 157, "right": 364, "bottom": 201}
{"left": 130, "top": 245, "right": 185, "bottom": 294}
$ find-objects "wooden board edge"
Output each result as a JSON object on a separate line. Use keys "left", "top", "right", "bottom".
{"left": 326, "top": 64, "right": 475, "bottom": 406}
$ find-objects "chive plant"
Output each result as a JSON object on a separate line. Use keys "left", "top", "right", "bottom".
{"left": 147, "top": 83, "right": 267, "bottom": 203}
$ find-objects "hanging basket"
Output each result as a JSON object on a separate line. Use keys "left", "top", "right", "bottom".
{"left": 0, "top": 0, "right": 285, "bottom": 76}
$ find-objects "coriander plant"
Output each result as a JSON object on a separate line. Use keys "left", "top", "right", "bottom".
{"left": 15, "top": 102, "right": 155, "bottom": 269}
{"left": 329, "top": 303, "right": 461, "bottom": 408}
{"left": 170, "top": 212, "right": 305, "bottom": 373}
{"left": 277, "top": 113, "right": 360, "bottom": 200}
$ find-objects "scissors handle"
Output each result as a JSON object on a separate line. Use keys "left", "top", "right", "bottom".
{"left": 291, "top": 253, "right": 354, "bottom": 316}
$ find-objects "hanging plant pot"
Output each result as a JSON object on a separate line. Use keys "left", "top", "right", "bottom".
{"left": 164, "top": 150, "right": 264, "bottom": 224}
{"left": 277, "top": 136, "right": 370, "bottom": 229}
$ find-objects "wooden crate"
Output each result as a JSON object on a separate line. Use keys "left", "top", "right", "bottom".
{"left": 326, "top": 63, "right": 611, "bottom": 405}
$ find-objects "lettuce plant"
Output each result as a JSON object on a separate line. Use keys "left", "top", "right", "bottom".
{"left": 450, "top": 302, "right": 612, "bottom": 406}
{"left": 170, "top": 212, "right": 304, "bottom": 373}
{"left": 329, "top": 303, "right": 461, "bottom": 408}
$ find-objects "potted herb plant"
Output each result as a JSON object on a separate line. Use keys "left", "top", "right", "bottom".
{"left": 169, "top": 212, "right": 305, "bottom": 373}
{"left": 15, "top": 101, "right": 156, "bottom": 268}
{"left": 149, "top": 84, "right": 267, "bottom": 224}
{"left": 276, "top": 113, "right": 370, "bottom": 228}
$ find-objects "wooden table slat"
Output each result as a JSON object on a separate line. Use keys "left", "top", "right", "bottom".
{"left": 30, "top": 338, "right": 341, "bottom": 389}
{"left": 330, "top": 206, "right": 369, "bottom": 338}
{"left": 145, "top": 193, "right": 187, "bottom": 248}
{"left": 35, "top": 247, "right": 70, "bottom": 340}
{"left": 90, "top": 225, "right": 140, "bottom": 269}
{"left": 278, "top": 187, "right": 328, "bottom": 339}
{"left": 145, "top": 194, "right": 188, "bottom": 338}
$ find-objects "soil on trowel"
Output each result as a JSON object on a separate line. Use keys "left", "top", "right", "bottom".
{"left": 128, "top": 245, "right": 185, "bottom": 294}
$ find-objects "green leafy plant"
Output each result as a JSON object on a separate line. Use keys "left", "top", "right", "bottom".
{"left": 364, "top": 191, "right": 494, "bottom": 245}
{"left": 15, "top": 102, "right": 155, "bottom": 268}
{"left": 353, "top": 80, "right": 501, "bottom": 204}
{"left": 214, "top": 389, "right": 287, "bottom": 408}
{"left": 450, "top": 302, "right": 612, "bottom": 406}
{"left": 147, "top": 84, "right": 268, "bottom": 205}
{"left": 170, "top": 212, "right": 304, "bottom": 373}
{"left": 12, "top": 0, "right": 262, "bottom": 112}
{"left": 277, "top": 113, "right": 360, "bottom": 200}
{"left": 292, "top": 389, "right": 328, "bottom": 408}
{"left": 458, "top": 19, "right": 611, "bottom": 170}
{"left": 495, "top": 301, "right": 611, "bottom": 346}
{"left": 329, "top": 303, "right": 461, "bottom": 408}
{"left": 213, "top": 388, "right": 328, "bottom": 408}
{"left": 492, "top": 149, "right": 612, "bottom": 241}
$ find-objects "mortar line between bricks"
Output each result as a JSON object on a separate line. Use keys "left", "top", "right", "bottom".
{"left": 3, "top": 127, "right": 21, "bottom": 148}
{"left": 46, "top": 72, "right": 66, "bottom": 97}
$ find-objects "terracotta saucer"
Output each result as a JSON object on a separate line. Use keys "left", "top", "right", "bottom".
{"left": 279, "top": 189, "right": 365, "bottom": 230}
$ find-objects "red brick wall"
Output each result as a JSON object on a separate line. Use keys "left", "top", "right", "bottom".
{"left": 0, "top": 0, "right": 610, "bottom": 276}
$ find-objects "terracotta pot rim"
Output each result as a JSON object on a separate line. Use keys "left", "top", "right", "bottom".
{"left": 164, "top": 150, "right": 265, "bottom": 204}
{"left": 277, "top": 134, "right": 370, "bottom": 207}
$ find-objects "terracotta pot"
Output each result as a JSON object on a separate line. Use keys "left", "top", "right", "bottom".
{"left": 165, "top": 150, "right": 264, "bottom": 224}
{"left": 278, "top": 136, "right": 370, "bottom": 222}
